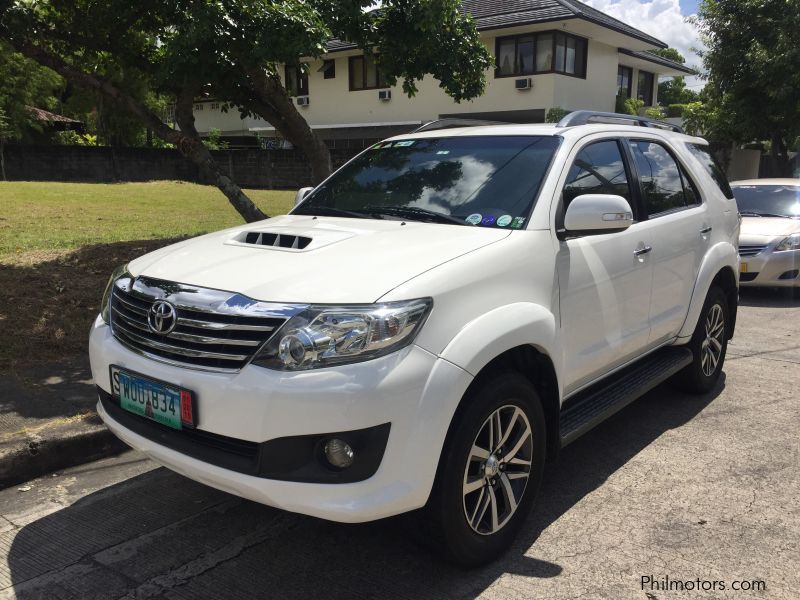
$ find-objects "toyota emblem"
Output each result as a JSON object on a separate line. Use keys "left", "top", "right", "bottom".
{"left": 148, "top": 300, "right": 177, "bottom": 334}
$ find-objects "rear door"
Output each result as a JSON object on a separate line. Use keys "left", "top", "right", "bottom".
{"left": 555, "top": 138, "right": 655, "bottom": 395}
{"left": 625, "top": 138, "right": 708, "bottom": 344}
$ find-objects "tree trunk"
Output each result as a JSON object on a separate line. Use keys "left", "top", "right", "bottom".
{"left": 244, "top": 68, "right": 332, "bottom": 184}
{"left": 11, "top": 41, "right": 266, "bottom": 222}
{"left": 173, "top": 88, "right": 266, "bottom": 222}
{"left": 770, "top": 132, "right": 791, "bottom": 177}
{"left": 0, "top": 139, "right": 5, "bottom": 182}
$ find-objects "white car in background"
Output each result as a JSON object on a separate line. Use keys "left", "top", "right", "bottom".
{"left": 730, "top": 179, "right": 800, "bottom": 289}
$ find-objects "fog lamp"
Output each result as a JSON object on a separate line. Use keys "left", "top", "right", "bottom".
{"left": 323, "top": 438, "right": 354, "bottom": 469}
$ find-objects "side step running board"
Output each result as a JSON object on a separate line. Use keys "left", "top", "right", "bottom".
{"left": 560, "top": 346, "right": 693, "bottom": 446}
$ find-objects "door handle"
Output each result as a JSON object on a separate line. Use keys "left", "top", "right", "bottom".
{"left": 633, "top": 245, "right": 652, "bottom": 256}
{"left": 700, "top": 226, "right": 713, "bottom": 234}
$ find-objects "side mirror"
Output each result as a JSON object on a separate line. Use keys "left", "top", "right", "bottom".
{"left": 564, "top": 194, "right": 634, "bottom": 234}
{"left": 295, "top": 187, "right": 314, "bottom": 207}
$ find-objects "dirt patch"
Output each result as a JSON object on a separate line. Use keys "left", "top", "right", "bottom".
{"left": 0, "top": 239, "right": 182, "bottom": 373}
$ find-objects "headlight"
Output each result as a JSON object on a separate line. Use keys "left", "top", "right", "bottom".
{"left": 775, "top": 233, "right": 800, "bottom": 252}
{"left": 252, "top": 298, "right": 433, "bottom": 370}
{"left": 100, "top": 263, "right": 129, "bottom": 323}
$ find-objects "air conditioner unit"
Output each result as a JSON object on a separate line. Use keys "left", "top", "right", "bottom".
{"left": 378, "top": 90, "right": 392, "bottom": 101}
{"left": 515, "top": 78, "right": 532, "bottom": 91}
{"left": 296, "top": 96, "right": 310, "bottom": 107}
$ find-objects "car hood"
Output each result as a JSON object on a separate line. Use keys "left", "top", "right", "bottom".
{"left": 128, "top": 215, "right": 511, "bottom": 303}
{"left": 740, "top": 216, "right": 800, "bottom": 241}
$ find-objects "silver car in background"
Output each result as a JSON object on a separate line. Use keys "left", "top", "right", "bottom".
{"left": 731, "top": 178, "right": 800, "bottom": 289}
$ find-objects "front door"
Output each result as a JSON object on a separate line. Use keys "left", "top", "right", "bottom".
{"left": 556, "top": 138, "right": 655, "bottom": 395}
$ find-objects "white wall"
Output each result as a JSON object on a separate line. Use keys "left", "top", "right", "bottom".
{"left": 552, "top": 40, "right": 617, "bottom": 112}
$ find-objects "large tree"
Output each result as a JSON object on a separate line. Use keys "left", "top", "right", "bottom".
{"left": 0, "top": 40, "right": 63, "bottom": 179}
{"left": 694, "top": 0, "right": 800, "bottom": 175}
{"left": 0, "top": 1, "right": 493, "bottom": 222}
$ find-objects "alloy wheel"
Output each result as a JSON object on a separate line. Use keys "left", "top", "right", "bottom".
{"left": 462, "top": 404, "right": 533, "bottom": 535}
{"left": 700, "top": 303, "right": 725, "bottom": 377}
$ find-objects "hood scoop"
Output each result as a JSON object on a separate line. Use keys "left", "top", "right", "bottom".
{"left": 245, "top": 231, "right": 312, "bottom": 249}
{"left": 230, "top": 231, "right": 313, "bottom": 251}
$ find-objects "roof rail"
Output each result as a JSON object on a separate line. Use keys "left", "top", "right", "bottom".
{"left": 413, "top": 118, "right": 511, "bottom": 133}
{"left": 556, "top": 110, "right": 684, "bottom": 134}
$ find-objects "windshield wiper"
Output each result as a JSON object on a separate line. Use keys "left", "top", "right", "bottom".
{"left": 739, "top": 211, "right": 793, "bottom": 218}
{"left": 363, "top": 205, "right": 465, "bottom": 225}
{"left": 294, "top": 205, "right": 371, "bottom": 219}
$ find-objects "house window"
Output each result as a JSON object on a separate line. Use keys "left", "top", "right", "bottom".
{"left": 210, "top": 102, "right": 220, "bottom": 110}
{"left": 495, "top": 31, "right": 587, "bottom": 78}
{"left": 320, "top": 59, "right": 336, "bottom": 80}
{"left": 284, "top": 65, "right": 309, "bottom": 97}
{"left": 617, "top": 66, "right": 633, "bottom": 99}
{"left": 194, "top": 104, "right": 203, "bottom": 111}
{"left": 637, "top": 70, "right": 654, "bottom": 106}
{"left": 349, "top": 55, "right": 388, "bottom": 90}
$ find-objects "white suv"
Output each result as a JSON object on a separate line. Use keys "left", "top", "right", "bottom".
{"left": 90, "top": 112, "right": 740, "bottom": 566}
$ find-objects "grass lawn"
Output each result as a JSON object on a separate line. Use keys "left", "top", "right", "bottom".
{"left": 0, "top": 181, "right": 295, "bottom": 261}
{"left": 0, "top": 181, "right": 295, "bottom": 371}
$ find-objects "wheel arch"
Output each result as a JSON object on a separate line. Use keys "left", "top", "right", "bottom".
{"left": 441, "top": 345, "right": 562, "bottom": 468}
{"left": 677, "top": 243, "right": 739, "bottom": 341}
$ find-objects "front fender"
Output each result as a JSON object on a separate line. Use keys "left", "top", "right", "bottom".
{"left": 439, "top": 302, "right": 561, "bottom": 390}
{"left": 675, "top": 242, "right": 739, "bottom": 341}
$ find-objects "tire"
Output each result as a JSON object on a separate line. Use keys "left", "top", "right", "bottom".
{"left": 418, "top": 371, "right": 546, "bottom": 567}
{"left": 673, "top": 286, "right": 729, "bottom": 394}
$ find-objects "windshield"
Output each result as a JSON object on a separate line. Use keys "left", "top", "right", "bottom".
{"left": 732, "top": 184, "right": 800, "bottom": 217}
{"left": 293, "top": 136, "right": 561, "bottom": 228}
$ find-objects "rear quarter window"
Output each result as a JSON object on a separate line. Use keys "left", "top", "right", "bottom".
{"left": 686, "top": 143, "right": 734, "bottom": 199}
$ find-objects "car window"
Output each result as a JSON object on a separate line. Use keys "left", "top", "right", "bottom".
{"left": 295, "top": 136, "right": 561, "bottom": 228}
{"left": 731, "top": 184, "right": 800, "bottom": 217}
{"left": 687, "top": 143, "right": 734, "bottom": 199}
{"left": 563, "top": 140, "right": 633, "bottom": 208}
{"left": 629, "top": 140, "right": 687, "bottom": 217}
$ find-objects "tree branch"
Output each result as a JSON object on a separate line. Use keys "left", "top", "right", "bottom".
{"left": 8, "top": 39, "right": 266, "bottom": 222}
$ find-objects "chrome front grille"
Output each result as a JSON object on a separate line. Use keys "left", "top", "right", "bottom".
{"left": 109, "top": 276, "right": 298, "bottom": 372}
{"left": 738, "top": 244, "right": 767, "bottom": 257}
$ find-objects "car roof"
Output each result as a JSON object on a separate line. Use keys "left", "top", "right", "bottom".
{"left": 387, "top": 123, "right": 705, "bottom": 144}
{"left": 730, "top": 178, "right": 800, "bottom": 187}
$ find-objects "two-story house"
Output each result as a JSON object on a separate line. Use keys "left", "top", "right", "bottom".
{"left": 191, "top": 0, "right": 693, "bottom": 148}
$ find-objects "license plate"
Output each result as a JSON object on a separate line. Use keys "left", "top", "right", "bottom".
{"left": 740, "top": 262, "right": 748, "bottom": 273}
{"left": 110, "top": 366, "right": 195, "bottom": 430}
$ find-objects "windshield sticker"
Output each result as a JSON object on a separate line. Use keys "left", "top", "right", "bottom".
{"left": 465, "top": 213, "right": 482, "bottom": 225}
{"left": 497, "top": 215, "right": 512, "bottom": 227}
{"left": 510, "top": 217, "right": 526, "bottom": 229}
{"left": 394, "top": 140, "right": 415, "bottom": 147}
{"left": 481, "top": 215, "right": 496, "bottom": 226}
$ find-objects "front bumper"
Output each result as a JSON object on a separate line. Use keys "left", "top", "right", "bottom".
{"left": 739, "top": 249, "right": 800, "bottom": 287}
{"left": 89, "top": 316, "right": 473, "bottom": 522}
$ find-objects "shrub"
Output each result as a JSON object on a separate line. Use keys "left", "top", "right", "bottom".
{"left": 644, "top": 107, "right": 665, "bottom": 120}
{"left": 667, "top": 104, "right": 686, "bottom": 118}
{"left": 545, "top": 107, "right": 571, "bottom": 123}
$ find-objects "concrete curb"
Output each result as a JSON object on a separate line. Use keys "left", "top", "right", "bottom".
{"left": 0, "top": 415, "right": 128, "bottom": 489}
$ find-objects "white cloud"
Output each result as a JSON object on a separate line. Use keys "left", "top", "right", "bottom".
{"left": 583, "top": 0, "right": 706, "bottom": 88}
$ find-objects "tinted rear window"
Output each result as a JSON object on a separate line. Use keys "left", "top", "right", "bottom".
{"left": 686, "top": 143, "right": 734, "bottom": 199}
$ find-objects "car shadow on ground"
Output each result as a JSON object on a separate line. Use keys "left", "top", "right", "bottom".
{"left": 0, "top": 238, "right": 182, "bottom": 421}
{"left": 738, "top": 287, "right": 800, "bottom": 308}
{"left": 5, "top": 376, "right": 723, "bottom": 599}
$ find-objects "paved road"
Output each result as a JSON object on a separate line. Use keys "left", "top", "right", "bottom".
{"left": 1, "top": 289, "right": 798, "bottom": 600}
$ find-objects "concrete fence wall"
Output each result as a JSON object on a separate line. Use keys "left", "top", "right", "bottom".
{"left": 2, "top": 145, "right": 362, "bottom": 189}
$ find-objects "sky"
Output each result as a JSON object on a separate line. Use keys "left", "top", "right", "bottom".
{"left": 583, "top": 0, "right": 706, "bottom": 88}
